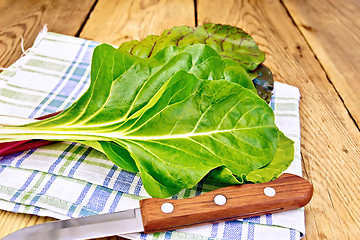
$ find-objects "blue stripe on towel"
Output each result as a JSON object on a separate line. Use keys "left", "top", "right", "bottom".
{"left": 15, "top": 149, "right": 37, "bottom": 167}
{"left": 28, "top": 40, "right": 87, "bottom": 118}
{"left": 68, "top": 147, "right": 92, "bottom": 177}
{"left": 48, "top": 143, "right": 77, "bottom": 173}
{"left": 29, "top": 174, "right": 57, "bottom": 205}
{"left": 85, "top": 185, "right": 112, "bottom": 213}
{"left": 10, "top": 170, "right": 39, "bottom": 202}
{"left": 103, "top": 165, "right": 119, "bottom": 187}
{"left": 67, "top": 182, "right": 92, "bottom": 217}
{"left": 223, "top": 220, "right": 243, "bottom": 240}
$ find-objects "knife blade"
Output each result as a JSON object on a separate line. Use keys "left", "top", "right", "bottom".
{"left": 2, "top": 173, "right": 313, "bottom": 240}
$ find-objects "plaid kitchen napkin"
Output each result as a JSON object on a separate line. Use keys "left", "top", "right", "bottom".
{"left": 0, "top": 28, "right": 305, "bottom": 240}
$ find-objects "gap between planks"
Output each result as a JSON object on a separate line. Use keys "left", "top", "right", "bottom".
{"left": 279, "top": 0, "right": 360, "bottom": 132}
{"left": 194, "top": 0, "right": 198, "bottom": 26}
{"left": 75, "top": 0, "right": 100, "bottom": 37}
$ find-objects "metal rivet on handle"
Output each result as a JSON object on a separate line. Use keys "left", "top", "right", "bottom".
{"left": 264, "top": 187, "right": 276, "bottom": 197}
{"left": 161, "top": 202, "right": 174, "bottom": 213}
{"left": 214, "top": 195, "right": 227, "bottom": 205}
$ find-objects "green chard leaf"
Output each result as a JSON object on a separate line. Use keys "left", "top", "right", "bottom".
{"left": 0, "top": 43, "right": 293, "bottom": 198}
{"left": 204, "top": 131, "right": 295, "bottom": 186}
{"left": 119, "top": 23, "right": 274, "bottom": 103}
{"left": 246, "top": 131, "right": 295, "bottom": 183}
{"left": 119, "top": 23, "right": 265, "bottom": 72}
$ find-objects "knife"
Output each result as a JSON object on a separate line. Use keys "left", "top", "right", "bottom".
{"left": 2, "top": 173, "right": 313, "bottom": 240}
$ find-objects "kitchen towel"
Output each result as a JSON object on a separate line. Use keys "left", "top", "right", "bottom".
{"left": 0, "top": 28, "right": 304, "bottom": 240}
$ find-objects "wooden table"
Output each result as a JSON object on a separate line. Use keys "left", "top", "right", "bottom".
{"left": 0, "top": 0, "right": 359, "bottom": 239}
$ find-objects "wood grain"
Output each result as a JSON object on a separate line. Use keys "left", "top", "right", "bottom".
{"left": 0, "top": 0, "right": 96, "bottom": 238}
{"left": 282, "top": 0, "right": 360, "bottom": 127}
{"left": 197, "top": 0, "right": 360, "bottom": 239}
{"left": 140, "top": 174, "right": 313, "bottom": 233}
{"left": 79, "top": 0, "right": 195, "bottom": 46}
{"left": 0, "top": 0, "right": 96, "bottom": 69}
{"left": 0, "top": 0, "right": 195, "bottom": 239}
{"left": 0, "top": 210, "right": 54, "bottom": 238}
{"left": 2, "top": 0, "right": 360, "bottom": 239}
{"left": 79, "top": 1, "right": 194, "bottom": 236}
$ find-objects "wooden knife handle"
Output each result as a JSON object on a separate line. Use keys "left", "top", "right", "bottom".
{"left": 139, "top": 173, "right": 313, "bottom": 233}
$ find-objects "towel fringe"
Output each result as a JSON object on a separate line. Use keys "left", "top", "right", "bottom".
{"left": 0, "top": 25, "right": 48, "bottom": 71}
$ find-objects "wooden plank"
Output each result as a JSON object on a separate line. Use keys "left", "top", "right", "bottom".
{"left": 197, "top": 0, "right": 360, "bottom": 239}
{"left": 0, "top": 211, "right": 53, "bottom": 238}
{"left": 0, "top": 208, "right": 122, "bottom": 240}
{"left": 79, "top": 0, "right": 195, "bottom": 45}
{"left": 282, "top": 0, "right": 360, "bottom": 128}
{"left": 79, "top": 1, "right": 194, "bottom": 236}
{"left": 0, "top": 0, "right": 96, "bottom": 68}
{"left": 1, "top": 0, "right": 194, "bottom": 239}
{"left": 0, "top": 0, "right": 96, "bottom": 238}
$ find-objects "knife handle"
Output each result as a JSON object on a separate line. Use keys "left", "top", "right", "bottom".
{"left": 139, "top": 173, "right": 313, "bottom": 233}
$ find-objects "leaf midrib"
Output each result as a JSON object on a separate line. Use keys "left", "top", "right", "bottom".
{"left": 0, "top": 125, "right": 274, "bottom": 142}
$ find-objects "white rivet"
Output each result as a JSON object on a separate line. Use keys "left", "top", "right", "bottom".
{"left": 161, "top": 202, "right": 174, "bottom": 213}
{"left": 264, "top": 187, "right": 276, "bottom": 197}
{"left": 214, "top": 195, "right": 227, "bottom": 205}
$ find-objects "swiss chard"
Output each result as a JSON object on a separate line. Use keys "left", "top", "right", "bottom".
{"left": 0, "top": 43, "right": 293, "bottom": 198}
{"left": 119, "top": 23, "right": 265, "bottom": 72}
{"left": 118, "top": 23, "right": 274, "bottom": 103}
